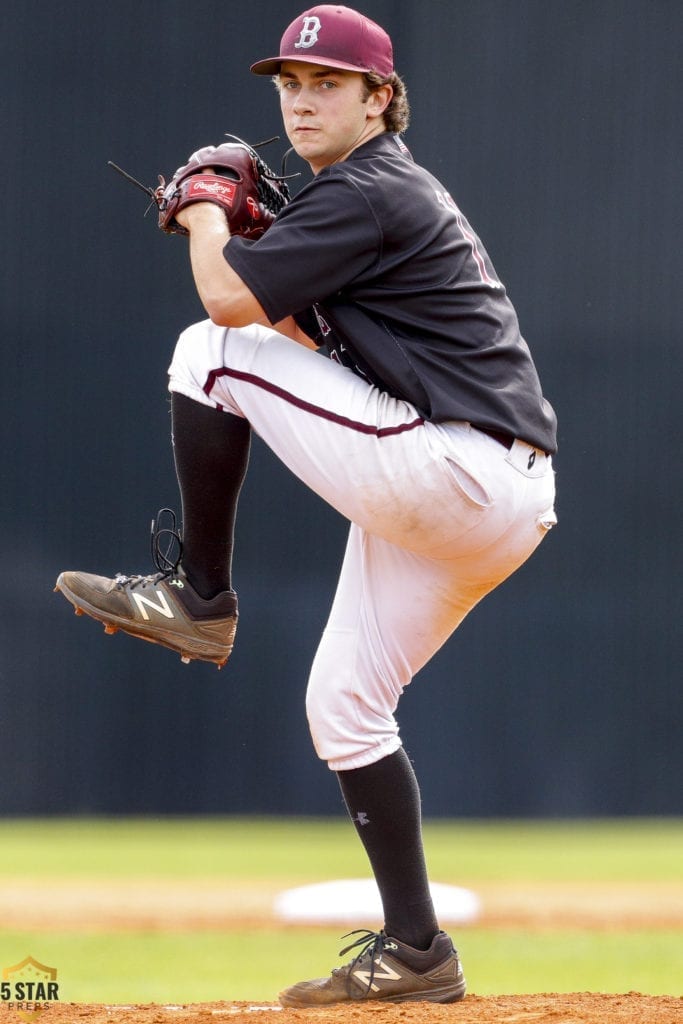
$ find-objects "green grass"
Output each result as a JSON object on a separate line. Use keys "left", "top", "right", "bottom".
{"left": 0, "top": 816, "right": 680, "bottom": 881}
{"left": 0, "top": 817, "right": 681, "bottom": 1001}
{"left": 0, "top": 927, "right": 679, "bottom": 1001}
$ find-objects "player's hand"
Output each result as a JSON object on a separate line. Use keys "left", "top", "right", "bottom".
{"left": 173, "top": 165, "right": 216, "bottom": 232}
{"left": 174, "top": 199, "right": 229, "bottom": 234}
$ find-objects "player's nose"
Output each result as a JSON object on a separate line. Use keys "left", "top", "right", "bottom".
{"left": 292, "top": 89, "right": 316, "bottom": 114}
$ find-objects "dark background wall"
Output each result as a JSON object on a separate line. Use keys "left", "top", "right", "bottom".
{"left": 1, "top": 0, "right": 680, "bottom": 817}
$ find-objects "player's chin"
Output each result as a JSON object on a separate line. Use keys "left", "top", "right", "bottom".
{"left": 289, "top": 134, "right": 331, "bottom": 172}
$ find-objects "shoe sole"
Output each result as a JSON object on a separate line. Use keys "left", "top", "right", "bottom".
{"left": 54, "top": 576, "right": 233, "bottom": 668}
{"left": 279, "top": 978, "right": 466, "bottom": 1008}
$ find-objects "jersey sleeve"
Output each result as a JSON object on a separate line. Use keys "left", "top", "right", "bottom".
{"left": 224, "top": 173, "right": 382, "bottom": 324}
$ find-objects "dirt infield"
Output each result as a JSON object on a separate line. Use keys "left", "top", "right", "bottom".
{"left": 37, "top": 992, "right": 682, "bottom": 1024}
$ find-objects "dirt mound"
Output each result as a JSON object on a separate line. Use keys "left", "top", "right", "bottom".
{"left": 42, "top": 993, "right": 681, "bottom": 1024}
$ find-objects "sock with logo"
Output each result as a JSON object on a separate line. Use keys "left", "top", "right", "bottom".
{"left": 170, "top": 392, "right": 251, "bottom": 599}
{"left": 336, "top": 747, "right": 440, "bottom": 953}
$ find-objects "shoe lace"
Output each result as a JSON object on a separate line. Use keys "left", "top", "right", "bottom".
{"left": 335, "top": 929, "right": 394, "bottom": 995}
{"left": 150, "top": 508, "right": 183, "bottom": 575}
{"left": 114, "top": 508, "right": 184, "bottom": 590}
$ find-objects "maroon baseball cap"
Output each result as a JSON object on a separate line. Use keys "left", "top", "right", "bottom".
{"left": 250, "top": 5, "right": 394, "bottom": 77}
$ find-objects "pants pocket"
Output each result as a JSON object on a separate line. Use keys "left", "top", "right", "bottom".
{"left": 443, "top": 457, "right": 493, "bottom": 510}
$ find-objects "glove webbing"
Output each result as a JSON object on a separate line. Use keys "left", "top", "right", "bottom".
{"left": 253, "top": 151, "right": 291, "bottom": 215}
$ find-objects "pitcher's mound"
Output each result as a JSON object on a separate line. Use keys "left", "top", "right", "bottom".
{"left": 45, "top": 992, "right": 680, "bottom": 1024}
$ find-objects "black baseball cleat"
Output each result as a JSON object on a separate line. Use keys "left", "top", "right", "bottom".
{"left": 54, "top": 510, "right": 237, "bottom": 668}
{"left": 278, "top": 929, "right": 466, "bottom": 1007}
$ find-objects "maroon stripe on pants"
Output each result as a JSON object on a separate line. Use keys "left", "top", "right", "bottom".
{"left": 203, "top": 365, "right": 425, "bottom": 438}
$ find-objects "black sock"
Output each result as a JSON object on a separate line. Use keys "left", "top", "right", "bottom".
{"left": 337, "top": 747, "right": 440, "bottom": 951}
{"left": 170, "top": 392, "right": 251, "bottom": 598}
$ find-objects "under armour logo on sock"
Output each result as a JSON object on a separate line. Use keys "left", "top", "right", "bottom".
{"left": 353, "top": 812, "right": 370, "bottom": 826}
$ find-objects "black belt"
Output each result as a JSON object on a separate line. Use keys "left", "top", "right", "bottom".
{"left": 476, "top": 425, "right": 515, "bottom": 450}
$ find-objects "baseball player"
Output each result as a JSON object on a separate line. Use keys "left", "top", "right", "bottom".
{"left": 56, "top": 4, "right": 557, "bottom": 1007}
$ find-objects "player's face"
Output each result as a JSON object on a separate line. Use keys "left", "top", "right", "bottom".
{"left": 278, "top": 62, "right": 388, "bottom": 174}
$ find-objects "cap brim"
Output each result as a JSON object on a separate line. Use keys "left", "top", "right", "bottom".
{"left": 250, "top": 57, "right": 285, "bottom": 75}
{"left": 250, "top": 54, "right": 375, "bottom": 75}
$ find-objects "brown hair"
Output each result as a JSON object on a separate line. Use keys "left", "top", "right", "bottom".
{"left": 362, "top": 71, "right": 410, "bottom": 134}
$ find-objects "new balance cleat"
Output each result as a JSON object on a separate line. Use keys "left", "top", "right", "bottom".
{"left": 54, "top": 510, "right": 237, "bottom": 667}
{"left": 278, "top": 929, "right": 466, "bottom": 1007}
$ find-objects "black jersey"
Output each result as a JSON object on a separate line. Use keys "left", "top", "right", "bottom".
{"left": 225, "top": 133, "right": 557, "bottom": 454}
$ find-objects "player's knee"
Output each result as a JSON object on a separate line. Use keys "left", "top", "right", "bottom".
{"left": 305, "top": 674, "right": 342, "bottom": 760}
{"left": 168, "top": 320, "right": 215, "bottom": 391}
{"left": 305, "top": 668, "right": 400, "bottom": 768}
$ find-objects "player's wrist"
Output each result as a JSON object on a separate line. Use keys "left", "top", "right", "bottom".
{"left": 176, "top": 201, "right": 230, "bottom": 235}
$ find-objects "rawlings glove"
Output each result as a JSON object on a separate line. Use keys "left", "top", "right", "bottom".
{"left": 155, "top": 136, "right": 291, "bottom": 239}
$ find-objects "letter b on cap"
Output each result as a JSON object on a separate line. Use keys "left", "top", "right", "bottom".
{"left": 295, "top": 15, "right": 321, "bottom": 48}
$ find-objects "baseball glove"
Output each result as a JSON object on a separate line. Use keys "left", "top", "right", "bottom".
{"left": 155, "top": 136, "right": 291, "bottom": 239}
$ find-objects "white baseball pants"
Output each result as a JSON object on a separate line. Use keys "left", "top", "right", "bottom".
{"left": 168, "top": 320, "right": 557, "bottom": 771}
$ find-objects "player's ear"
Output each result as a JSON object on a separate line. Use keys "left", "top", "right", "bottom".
{"left": 366, "top": 83, "right": 393, "bottom": 120}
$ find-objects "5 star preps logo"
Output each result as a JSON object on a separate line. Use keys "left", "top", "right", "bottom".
{"left": 1, "top": 957, "right": 59, "bottom": 1022}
